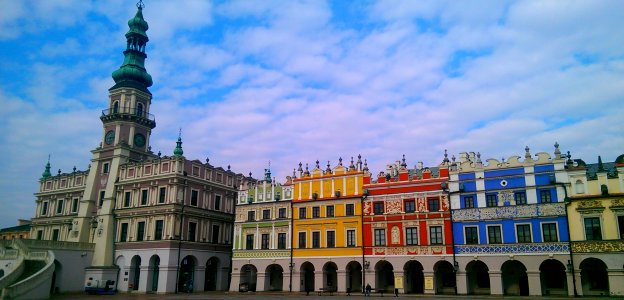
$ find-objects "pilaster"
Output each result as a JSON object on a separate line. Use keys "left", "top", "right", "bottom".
{"left": 337, "top": 270, "right": 346, "bottom": 292}
{"left": 527, "top": 271, "right": 542, "bottom": 296}
{"left": 489, "top": 271, "right": 503, "bottom": 295}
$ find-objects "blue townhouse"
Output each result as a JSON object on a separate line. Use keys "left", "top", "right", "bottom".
{"left": 448, "top": 144, "right": 573, "bottom": 296}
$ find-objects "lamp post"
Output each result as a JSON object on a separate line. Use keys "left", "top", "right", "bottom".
{"left": 289, "top": 262, "right": 295, "bottom": 292}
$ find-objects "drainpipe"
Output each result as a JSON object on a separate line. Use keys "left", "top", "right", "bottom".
{"left": 289, "top": 198, "right": 294, "bottom": 292}
{"left": 555, "top": 181, "right": 578, "bottom": 297}
{"left": 361, "top": 190, "right": 368, "bottom": 293}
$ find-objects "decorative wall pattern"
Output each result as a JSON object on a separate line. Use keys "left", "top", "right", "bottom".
{"left": 372, "top": 245, "right": 447, "bottom": 255}
{"left": 452, "top": 203, "right": 565, "bottom": 221}
{"left": 233, "top": 249, "right": 290, "bottom": 258}
{"left": 571, "top": 240, "right": 624, "bottom": 253}
{"left": 455, "top": 242, "right": 569, "bottom": 254}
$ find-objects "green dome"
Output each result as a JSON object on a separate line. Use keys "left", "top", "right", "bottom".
{"left": 126, "top": 7, "right": 149, "bottom": 39}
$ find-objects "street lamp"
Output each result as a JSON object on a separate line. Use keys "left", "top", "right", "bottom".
{"left": 364, "top": 260, "right": 370, "bottom": 270}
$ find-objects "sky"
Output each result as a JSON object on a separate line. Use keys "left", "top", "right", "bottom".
{"left": 0, "top": 0, "right": 623, "bottom": 228}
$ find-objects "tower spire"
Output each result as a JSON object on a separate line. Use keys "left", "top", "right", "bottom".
{"left": 173, "top": 128, "right": 184, "bottom": 157}
{"left": 41, "top": 155, "right": 51, "bottom": 179}
{"left": 111, "top": 1, "right": 153, "bottom": 92}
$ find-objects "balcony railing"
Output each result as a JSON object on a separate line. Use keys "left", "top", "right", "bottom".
{"left": 101, "top": 107, "right": 155, "bottom": 127}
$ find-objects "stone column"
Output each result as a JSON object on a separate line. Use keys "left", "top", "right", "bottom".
{"left": 194, "top": 266, "right": 206, "bottom": 292}
{"left": 608, "top": 268, "right": 624, "bottom": 297}
{"left": 315, "top": 270, "right": 323, "bottom": 292}
{"left": 138, "top": 265, "right": 149, "bottom": 292}
{"left": 159, "top": 265, "right": 178, "bottom": 293}
{"left": 423, "top": 271, "right": 435, "bottom": 294}
{"left": 573, "top": 269, "right": 583, "bottom": 296}
{"left": 292, "top": 269, "right": 301, "bottom": 292}
{"left": 526, "top": 271, "right": 542, "bottom": 296}
{"left": 230, "top": 272, "right": 241, "bottom": 292}
{"left": 456, "top": 271, "right": 468, "bottom": 295}
{"left": 256, "top": 272, "right": 267, "bottom": 292}
{"left": 489, "top": 271, "right": 503, "bottom": 295}
{"left": 284, "top": 267, "right": 292, "bottom": 292}
{"left": 337, "top": 270, "right": 346, "bottom": 292}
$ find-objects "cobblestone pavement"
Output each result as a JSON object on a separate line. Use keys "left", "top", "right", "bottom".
{"left": 50, "top": 291, "right": 598, "bottom": 300}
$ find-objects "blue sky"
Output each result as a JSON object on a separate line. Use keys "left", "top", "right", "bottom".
{"left": 0, "top": 0, "right": 623, "bottom": 228}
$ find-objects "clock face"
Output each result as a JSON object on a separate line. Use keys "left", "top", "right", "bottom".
{"left": 105, "top": 130, "right": 115, "bottom": 145}
{"left": 134, "top": 133, "right": 146, "bottom": 147}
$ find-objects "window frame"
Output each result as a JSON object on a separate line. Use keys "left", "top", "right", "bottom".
{"left": 158, "top": 187, "right": 166, "bottom": 203}
{"left": 262, "top": 209, "right": 271, "bottom": 220}
{"left": 41, "top": 201, "right": 49, "bottom": 216}
{"left": 405, "top": 227, "right": 418, "bottom": 245}
{"left": 583, "top": 216, "right": 602, "bottom": 241}
{"left": 429, "top": 226, "right": 443, "bottom": 245}
{"left": 120, "top": 223, "right": 128, "bottom": 242}
{"left": 312, "top": 206, "right": 320, "bottom": 218}
{"left": 214, "top": 194, "right": 222, "bottom": 210}
{"left": 141, "top": 189, "right": 148, "bottom": 206}
{"left": 261, "top": 233, "right": 270, "bottom": 249}
{"left": 124, "top": 191, "right": 131, "bottom": 207}
{"left": 486, "top": 194, "right": 498, "bottom": 207}
{"left": 71, "top": 198, "right": 79, "bottom": 213}
{"left": 374, "top": 228, "right": 386, "bottom": 246}
{"left": 346, "top": 203, "right": 355, "bottom": 216}
{"left": 312, "top": 231, "right": 321, "bottom": 248}
{"left": 515, "top": 223, "right": 532, "bottom": 243}
{"left": 278, "top": 232, "right": 287, "bottom": 249}
{"left": 299, "top": 207, "right": 307, "bottom": 219}
{"left": 326, "top": 205, "right": 334, "bottom": 217}
{"left": 464, "top": 226, "right": 479, "bottom": 244}
{"left": 298, "top": 232, "right": 306, "bottom": 248}
{"left": 247, "top": 210, "right": 255, "bottom": 222}
{"left": 246, "top": 234, "right": 254, "bottom": 250}
{"left": 154, "top": 220, "right": 163, "bottom": 241}
{"left": 514, "top": 192, "right": 527, "bottom": 205}
{"left": 346, "top": 229, "right": 356, "bottom": 247}
{"left": 541, "top": 222, "right": 559, "bottom": 242}
{"left": 326, "top": 230, "right": 336, "bottom": 248}
{"left": 464, "top": 196, "right": 475, "bottom": 208}
{"left": 539, "top": 189, "right": 552, "bottom": 203}
{"left": 373, "top": 202, "right": 384, "bottom": 215}
{"left": 404, "top": 200, "right": 415, "bottom": 213}
{"left": 278, "top": 207, "right": 287, "bottom": 219}
{"left": 487, "top": 225, "right": 503, "bottom": 244}
{"left": 428, "top": 198, "right": 440, "bottom": 212}
{"left": 190, "top": 189, "right": 199, "bottom": 206}
{"left": 136, "top": 221, "right": 145, "bottom": 242}
{"left": 56, "top": 199, "right": 64, "bottom": 214}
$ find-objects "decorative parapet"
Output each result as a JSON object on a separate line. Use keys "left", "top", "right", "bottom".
{"left": 571, "top": 240, "right": 624, "bottom": 253}
{"left": 455, "top": 242, "right": 569, "bottom": 255}
{"left": 371, "top": 245, "right": 449, "bottom": 256}
{"left": 452, "top": 202, "right": 565, "bottom": 222}
{"left": 0, "top": 249, "right": 19, "bottom": 259}
{"left": 232, "top": 249, "right": 290, "bottom": 259}
{"left": 19, "top": 239, "right": 95, "bottom": 251}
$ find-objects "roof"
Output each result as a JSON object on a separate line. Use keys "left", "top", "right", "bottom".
{"left": 0, "top": 224, "right": 31, "bottom": 233}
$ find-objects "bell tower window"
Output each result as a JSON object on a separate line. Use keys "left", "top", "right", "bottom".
{"left": 137, "top": 103, "right": 144, "bottom": 117}
{"left": 113, "top": 101, "right": 119, "bottom": 114}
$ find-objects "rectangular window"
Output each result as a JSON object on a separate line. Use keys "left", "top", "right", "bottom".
{"left": 278, "top": 208, "right": 287, "bottom": 219}
{"left": 124, "top": 191, "right": 131, "bottom": 207}
{"left": 154, "top": 220, "right": 163, "bottom": 241}
{"left": 405, "top": 200, "right": 415, "bottom": 213}
{"left": 486, "top": 194, "right": 497, "bottom": 207}
{"left": 374, "top": 202, "right": 384, "bottom": 214}
{"left": 71, "top": 198, "right": 79, "bottom": 213}
{"left": 159, "top": 187, "right": 166, "bottom": 203}
{"left": 464, "top": 196, "right": 475, "bottom": 208}
{"left": 99, "top": 190, "right": 105, "bottom": 207}
{"left": 120, "top": 223, "right": 128, "bottom": 242}
{"left": 465, "top": 227, "right": 478, "bottom": 244}
{"left": 312, "top": 206, "right": 320, "bottom": 218}
{"left": 246, "top": 234, "right": 254, "bottom": 250}
{"left": 141, "top": 190, "right": 148, "bottom": 205}
{"left": 214, "top": 195, "right": 221, "bottom": 210}
{"left": 262, "top": 209, "right": 271, "bottom": 220}
{"left": 191, "top": 190, "right": 198, "bottom": 206}
{"left": 347, "top": 229, "right": 356, "bottom": 247}
{"left": 430, "top": 226, "right": 443, "bottom": 245}
{"left": 278, "top": 233, "right": 287, "bottom": 249}
{"left": 137, "top": 221, "right": 145, "bottom": 241}
{"left": 312, "top": 231, "right": 320, "bottom": 248}
{"left": 346, "top": 204, "right": 355, "bottom": 216}
{"left": 542, "top": 223, "right": 558, "bottom": 242}
{"left": 188, "top": 222, "right": 197, "bottom": 242}
{"left": 103, "top": 163, "right": 109, "bottom": 174}
{"left": 52, "top": 229, "right": 59, "bottom": 241}
{"left": 618, "top": 216, "right": 624, "bottom": 239}
{"left": 37, "top": 230, "right": 43, "bottom": 240}
{"left": 428, "top": 199, "right": 440, "bottom": 212}
{"left": 515, "top": 192, "right": 527, "bottom": 205}
{"left": 374, "top": 228, "right": 386, "bottom": 246}
{"left": 516, "top": 224, "right": 532, "bottom": 243}
{"left": 247, "top": 211, "right": 255, "bottom": 221}
{"left": 405, "top": 227, "right": 418, "bottom": 245}
{"left": 487, "top": 225, "right": 502, "bottom": 244}
{"left": 327, "top": 231, "right": 335, "bottom": 248}
{"left": 56, "top": 200, "right": 64, "bottom": 214}
{"left": 584, "top": 217, "right": 602, "bottom": 240}
{"left": 326, "top": 205, "right": 334, "bottom": 217}
{"left": 298, "top": 232, "right": 306, "bottom": 248}
{"left": 299, "top": 207, "right": 307, "bottom": 219}
{"left": 41, "top": 201, "right": 48, "bottom": 215}
{"left": 540, "top": 190, "right": 552, "bottom": 203}
{"left": 212, "top": 225, "right": 220, "bottom": 243}
{"left": 261, "top": 234, "right": 270, "bottom": 249}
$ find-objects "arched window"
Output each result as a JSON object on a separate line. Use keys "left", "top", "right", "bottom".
{"left": 575, "top": 180, "right": 585, "bottom": 194}
{"left": 113, "top": 101, "right": 119, "bottom": 114}
{"left": 137, "top": 103, "right": 144, "bottom": 117}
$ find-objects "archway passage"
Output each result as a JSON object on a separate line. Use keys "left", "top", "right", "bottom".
{"left": 501, "top": 260, "right": 528, "bottom": 296}
{"left": 375, "top": 260, "right": 394, "bottom": 294}
{"left": 346, "top": 261, "right": 362, "bottom": 293}
{"left": 147, "top": 255, "right": 160, "bottom": 293}
{"left": 404, "top": 260, "right": 424, "bottom": 294}
{"left": 580, "top": 258, "right": 609, "bottom": 296}
{"left": 265, "top": 264, "right": 284, "bottom": 291}
{"left": 240, "top": 264, "right": 258, "bottom": 292}
{"left": 466, "top": 260, "right": 490, "bottom": 295}
{"left": 539, "top": 259, "right": 567, "bottom": 296}
{"left": 204, "top": 257, "right": 219, "bottom": 291}
{"left": 178, "top": 255, "right": 197, "bottom": 293}
{"left": 434, "top": 261, "right": 456, "bottom": 294}
{"left": 323, "top": 262, "right": 338, "bottom": 292}
{"left": 130, "top": 255, "right": 141, "bottom": 291}
{"left": 300, "top": 262, "right": 315, "bottom": 293}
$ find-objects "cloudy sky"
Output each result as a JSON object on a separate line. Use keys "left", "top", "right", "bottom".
{"left": 0, "top": 0, "right": 622, "bottom": 228}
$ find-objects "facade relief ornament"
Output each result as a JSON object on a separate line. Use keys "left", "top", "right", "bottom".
{"left": 452, "top": 203, "right": 565, "bottom": 221}
{"left": 571, "top": 240, "right": 624, "bottom": 253}
{"left": 498, "top": 190, "right": 515, "bottom": 206}
{"left": 386, "top": 200, "right": 402, "bottom": 214}
{"left": 391, "top": 226, "right": 400, "bottom": 244}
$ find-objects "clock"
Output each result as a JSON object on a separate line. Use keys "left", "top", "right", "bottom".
{"left": 134, "top": 133, "right": 146, "bottom": 147}
{"left": 105, "top": 130, "right": 115, "bottom": 145}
